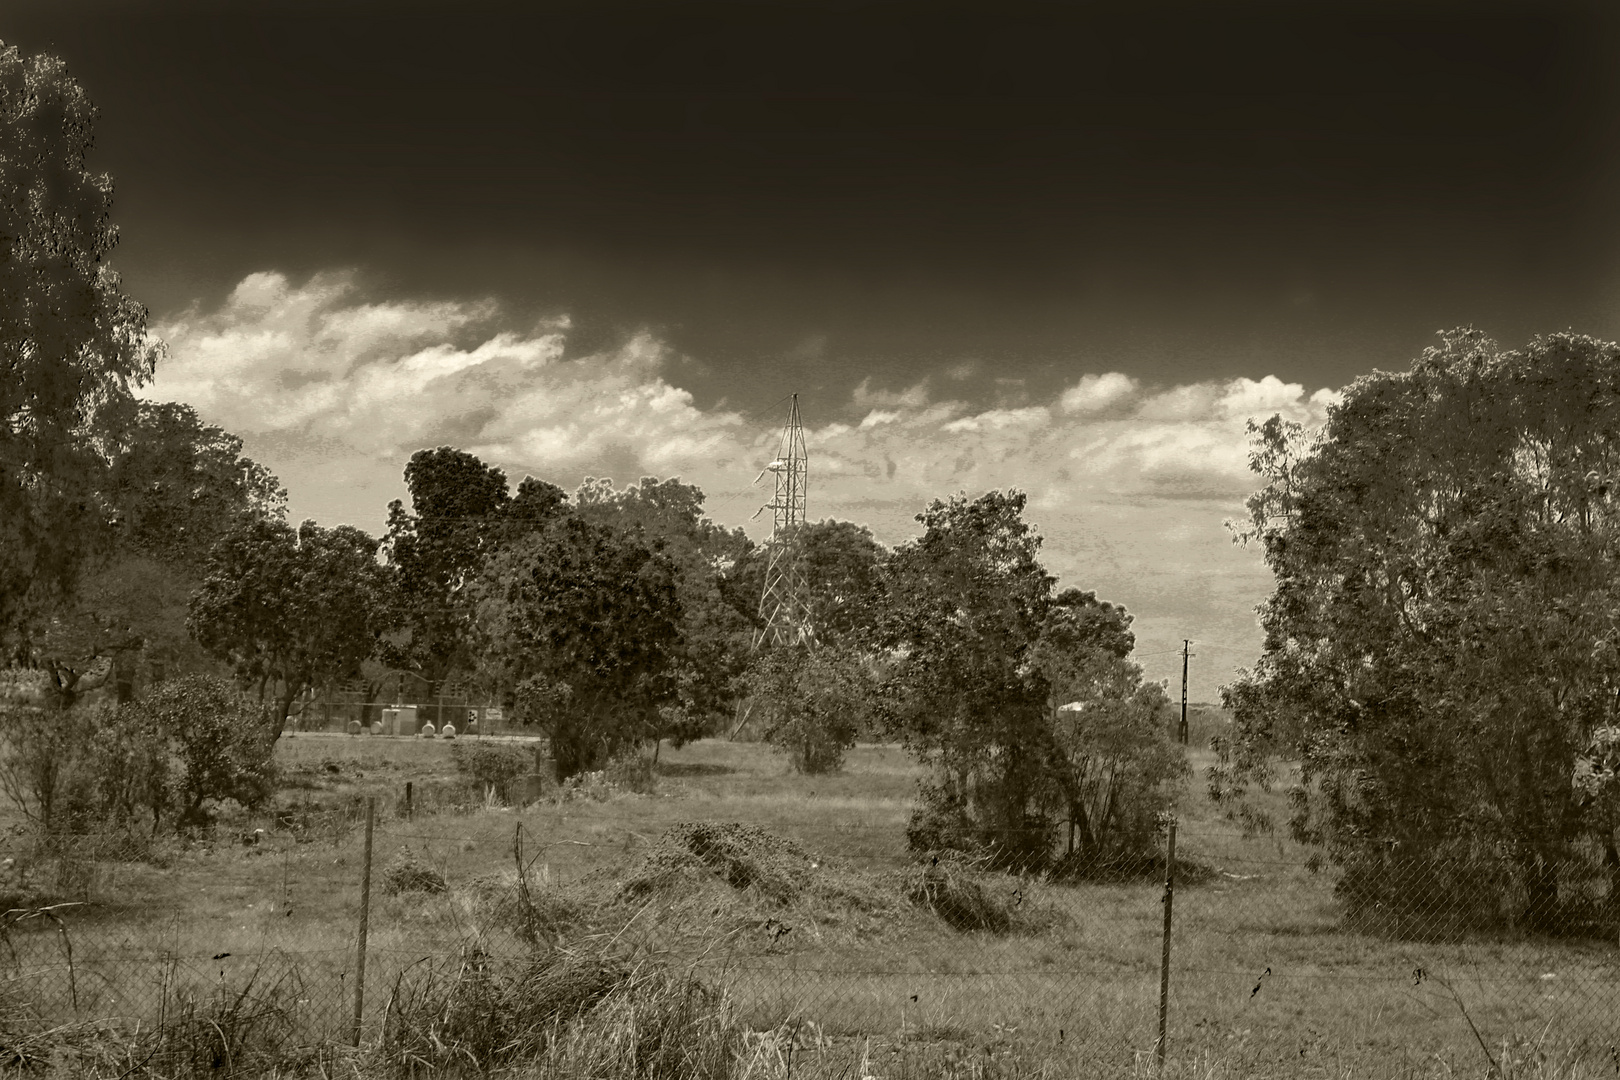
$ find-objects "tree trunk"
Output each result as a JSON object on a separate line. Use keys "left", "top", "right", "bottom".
{"left": 271, "top": 682, "right": 301, "bottom": 740}
{"left": 1520, "top": 854, "right": 1562, "bottom": 933}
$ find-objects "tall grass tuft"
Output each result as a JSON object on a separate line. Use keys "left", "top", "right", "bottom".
{"left": 378, "top": 941, "right": 739, "bottom": 1078}
{"left": 0, "top": 952, "right": 336, "bottom": 1078}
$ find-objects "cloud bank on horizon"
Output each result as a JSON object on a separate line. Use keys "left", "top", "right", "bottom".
{"left": 146, "top": 270, "right": 1343, "bottom": 696}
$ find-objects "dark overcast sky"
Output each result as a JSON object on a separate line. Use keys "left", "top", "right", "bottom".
{"left": 8, "top": 0, "right": 1620, "bottom": 414}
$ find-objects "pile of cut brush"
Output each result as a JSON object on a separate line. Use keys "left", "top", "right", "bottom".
{"left": 597, "top": 823, "right": 1064, "bottom": 945}
{"left": 454, "top": 822, "right": 1066, "bottom": 958}
{"left": 900, "top": 852, "right": 1064, "bottom": 935}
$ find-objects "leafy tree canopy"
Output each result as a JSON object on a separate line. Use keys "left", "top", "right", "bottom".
{"left": 189, "top": 518, "right": 394, "bottom": 736}
{"left": 575, "top": 475, "right": 755, "bottom": 741}
{"left": 0, "top": 43, "right": 163, "bottom": 641}
{"left": 1217, "top": 329, "right": 1620, "bottom": 929}
{"left": 477, "top": 514, "right": 683, "bottom": 780}
{"left": 878, "top": 490, "right": 1174, "bottom": 871}
{"left": 108, "top": 401, "right": 286, "bottom": 563}
{"left": 28, "top": 403, "right": 286, "bottom": 705}
{"left": 791, "top": 518, "right": 888, "bottom": 645}
{"left": 382, "top": 447, "right": 514, "bottom": 693}
{"left": 744, "top": 641, "right": 878, "bottom": 774}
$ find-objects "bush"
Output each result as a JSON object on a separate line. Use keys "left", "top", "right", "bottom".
{"left": 905, "top": 781, "right": 1056, "bottom": 874}
{"left": 450, "top": 742, "right": 533, "bottom": 804}
{"left": 603, "top": 745, "right": 656, "bottom": 794}
{"left": 0, "top": 703, "right": 95, "bottom": 834}
{"left": 744, "top": 644, "right": 874, "bottom": 775}
{"left": 903, "top": 855, "right": 1012, "bottom": 933}
{"left": 0, "top": 676, "right": 268, "bottom": 840}
{"left": 1331, "top": 845, "right": 1601, "bottom": 941}
{"left": 381, "top": 846, "right": 448, "bottom": 895}
{"left": 132, "top": 675, "right": 277, "bottom": 821}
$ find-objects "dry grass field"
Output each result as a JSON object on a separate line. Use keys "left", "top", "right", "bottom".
{"left": 0, "top": 732, "right": 1615, "bottom": 1079}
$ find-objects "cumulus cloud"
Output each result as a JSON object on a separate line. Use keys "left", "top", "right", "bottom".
{"left": 149, "top": 271, "right": 751, "bottom": 491}
{"left": 1060, "top": 372, "right": 1139, "bottom": 414}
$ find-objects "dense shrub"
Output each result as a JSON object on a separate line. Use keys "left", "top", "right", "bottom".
{"left": 743, "top": 644, "right": 874, "bottom": 775}
{"left": 0, "top": 675, "right": 271, "bottom": 837}
{"left": 133, "top": 675, "right": 277, "bottom": 821}
{"left": 1333, "top": 843, "right": 1616, "bottom": 941}
{"left": 0, "top": 703, "right": 95, "bottom": 833}
{"left": 905, "top": 782, "right": 1056, "bottom": 874}
{"left": 903, "top": 856, "right": 1012, "bottom": 933}
{"left": 450, "top": 741, "right": 534, "bottom": 804}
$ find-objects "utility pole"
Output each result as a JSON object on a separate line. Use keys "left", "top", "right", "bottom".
{"left": 1178, "top": 640, "right": 1193, "bottom": 745}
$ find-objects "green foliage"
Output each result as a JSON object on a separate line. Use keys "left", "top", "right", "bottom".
{"left": 575, "top": 476, "right": 756, "bottom": 742}
{"left": 30, "top": 403, "right": 285, "bottom": 708}
{"left": 0, "top": 703, "right": 90, "bottom": 832}
{"left": 0, "top": 674, "right": 270, "bottom": 836}
{"left": 1219, "top": 329, "right": 1620, "bottom": 931}
{"left": 0, "top": 700, "right": 169, "bottom": 836}
{"left": 450, "top": 741, "right": 533, "bottom": 803}
{"left": 1034, "top": 623, "right": 1188, "bottom": 871}
{"left": 189, "top": 519, "right": 394, "bottom": 736}
{"left": 382, "top": 448, "right": 520, "bottom": 696}
{"left": 85, "top": 700, "right": 171, "bottom": 830}
{"left": 108, "top": 401, "right": 287, "bottom": 565}
{"left": 792, "top": 518, "right": 889, "bottom": 645}
{"left": 744, "top": 643, "right": 876, "bottom": 774}
{"left": 480, "top": 516, "right": 683, "bottom": 780}
{"left": 132, "top": 674, "right": 276, "bottom": 817}
{"left": 880, "top": 490, "right": 1180, "bottom": 873}
{"left": 0, "top": 43, "right": 163, "bottom": 644}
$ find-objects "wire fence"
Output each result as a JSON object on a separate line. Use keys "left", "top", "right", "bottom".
{"left": 0, "top": 801, "right": 1616, "bottom": 1075}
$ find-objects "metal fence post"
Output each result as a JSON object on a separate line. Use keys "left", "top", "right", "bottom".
{"left": 405, "top": 781, "right": 413, "bottom": 822}
{"left": 1156, "top": 819, "right": 1177, "bottom": 1069}
{"left": 351, "top": 796, "right": 375, "bottom": 1047}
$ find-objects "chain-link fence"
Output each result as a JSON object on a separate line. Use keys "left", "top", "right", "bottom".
{"left": 0, "top": 805, "right": 1615, "bottom": 1075}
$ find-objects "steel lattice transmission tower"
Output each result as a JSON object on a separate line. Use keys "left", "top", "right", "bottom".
{"left": 753, "top": 394, "right": 813, "bottom": 648}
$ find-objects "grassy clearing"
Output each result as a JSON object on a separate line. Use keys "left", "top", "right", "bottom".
{"left": 0, "top": 736, "right": 1612, "bottom": 1078}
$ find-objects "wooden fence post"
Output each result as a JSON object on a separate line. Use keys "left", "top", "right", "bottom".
{"left": 351, "top": 797, "right": 375, "bottom": 1047}
{"left": 1156, "top": 819, "right": 1177, "bottom": 1069}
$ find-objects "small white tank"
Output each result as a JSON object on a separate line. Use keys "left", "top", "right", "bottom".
{"left": 420, "top": 722, "right": 437, "bottom": 738}
{"left": 441, "top": 723, "right": 457, "bottom": 739}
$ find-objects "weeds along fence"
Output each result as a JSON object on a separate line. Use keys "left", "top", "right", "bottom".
{"left": 1, "top": 806, "right": 1617, "bottom": 1077}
